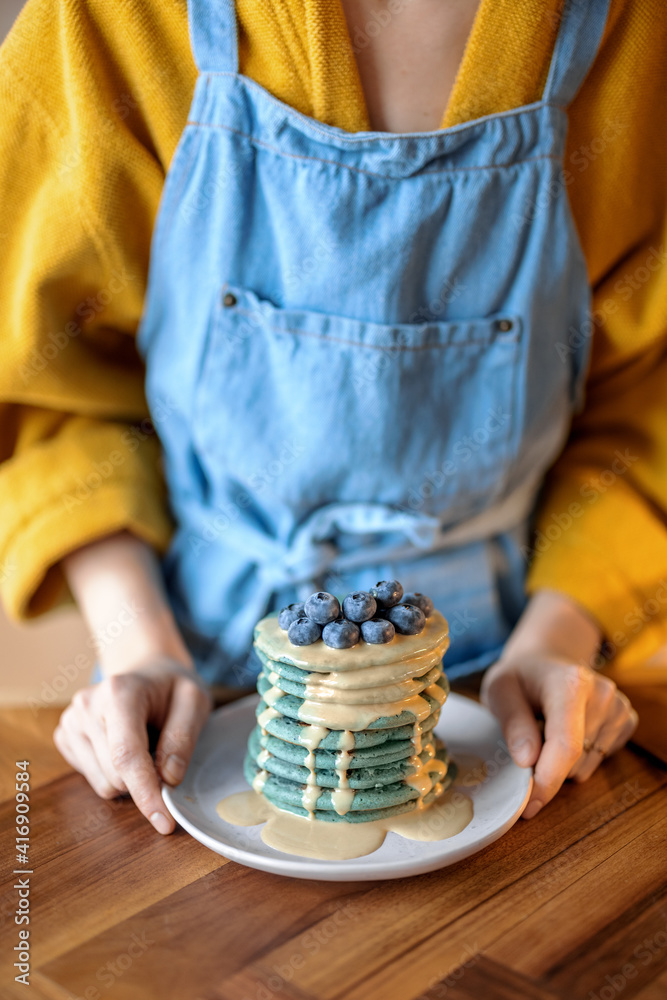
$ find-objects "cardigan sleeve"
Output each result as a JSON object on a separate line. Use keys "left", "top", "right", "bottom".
{"left": 525, "top": 287, "right": 667, "bottom": 681}
{"left": 0, "top": 0, "right": 196, "bottom": 621}
{"left": 525, "top": 0, "right": 667, "bottom": 682}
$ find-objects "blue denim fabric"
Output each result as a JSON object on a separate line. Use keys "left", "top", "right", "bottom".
{"left": 135, "top": 0, "right": 611, "bottom": 686}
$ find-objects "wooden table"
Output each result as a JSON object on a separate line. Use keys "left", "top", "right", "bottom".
{"left": 1, "top": 680, "right": 667, "bottom": 1000}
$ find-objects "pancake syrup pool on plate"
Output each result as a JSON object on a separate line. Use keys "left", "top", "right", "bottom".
{"left": 216, "top": 583, "right": 475, "bottom": 859}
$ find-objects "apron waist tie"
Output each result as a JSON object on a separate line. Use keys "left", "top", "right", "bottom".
{"left": 180, "top": 476, "right": 539, "bottom": 657}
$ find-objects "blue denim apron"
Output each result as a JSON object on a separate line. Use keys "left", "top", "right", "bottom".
{"left": 103, "top": 0, "right": 611, "bottom": 688}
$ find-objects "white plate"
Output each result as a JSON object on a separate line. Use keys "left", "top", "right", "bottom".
{"left": 162, "top": 692, "right": 533, "bottom": 881}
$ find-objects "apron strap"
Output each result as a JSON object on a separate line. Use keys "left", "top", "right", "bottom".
{"left": 542, "top": 0, "right": 612, "bottom": 107}
{"left": 186, "top": 0, "right": 609, "bottom": 100}
{"left": 187, "top": 0, "right": 239, "bottom": 75}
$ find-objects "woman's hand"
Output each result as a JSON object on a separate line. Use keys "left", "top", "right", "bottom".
{"left": 53, "top": 658, "right": 213, "bottom": 834}
{"left": 56, "top": 530, "right": 213, "bottom": 833}
{"left": 480, "top": 588, "right": 639, "bottom": 819}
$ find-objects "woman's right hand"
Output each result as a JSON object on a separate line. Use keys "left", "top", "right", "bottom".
{"left": 53, "top": 657, "right": 213, "bottom": 834}
{"left": 57, "top": 530, "right": 214, "bottom": 834}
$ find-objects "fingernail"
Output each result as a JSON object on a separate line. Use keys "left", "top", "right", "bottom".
{"left": 163, "top": 754, "right": 186, "bottom": 783}
{"left": 521, "top": 799, "right": 543, "bottom": 820}
{"left": 511, "top": 739, "right": 532, "bottom": 766}
{"left": 150, "top": 811, "right": 172, "bottom": 834}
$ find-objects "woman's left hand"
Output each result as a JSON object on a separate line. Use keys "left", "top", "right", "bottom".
{"left": 480, "top": 588, "right": 639, "bottom": 819}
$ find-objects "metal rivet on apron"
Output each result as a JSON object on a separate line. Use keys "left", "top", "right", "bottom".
{"left": 496, "top": 318, "right": 513, "bottom": 333}
{"left": 222, "top": 291, "right": 237, "bottom": 307}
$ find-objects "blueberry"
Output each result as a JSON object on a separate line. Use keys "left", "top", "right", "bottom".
{"left": 360, "top": 617, "right": 396, "bottom": 643}
{"left": 287, "top": 616, "right": 322, "bottom": 645}
{"left": 370, "top": 580, "right": 404, "bottom": 609}
{"left": 304, "top": 591, "right": 341, "bottom": 624}
{"left": 278, "top": 602, "right": 305, "bottom": 630}
{"left": 342, "top": 591, "right": 377, "bottom": 622}
{"left": 321, "top": 619, "right": 360, "bottom": 648}
{"left": 402, "top": 592, "right": 434, "bottom": 617}
{"left": 385, "top": 603, "right": 426, "bottom": 635}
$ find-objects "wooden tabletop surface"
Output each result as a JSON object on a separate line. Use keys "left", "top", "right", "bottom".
{"left": 1, "top": 680, "right": 666, "bottom": 1000}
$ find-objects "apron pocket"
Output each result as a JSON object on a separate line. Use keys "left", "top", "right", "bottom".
{"left": 192, "top": 283, "right": 523, "bottom": 521}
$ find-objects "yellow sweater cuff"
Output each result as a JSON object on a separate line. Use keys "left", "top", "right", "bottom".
{"left": 0, "top": 419, "right": 175, "bottom": 621}
{"left": 526, "top": 470, "right": 667, "bottom": 681}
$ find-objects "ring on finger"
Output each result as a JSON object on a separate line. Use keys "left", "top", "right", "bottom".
{"left": 582, "top": 736, "right": 607, "bottom": 758}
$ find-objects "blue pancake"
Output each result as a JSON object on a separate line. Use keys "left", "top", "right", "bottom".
{"left": 248, "top": 724, "right": 447, "bottom": 788}
{"left": 257, "top": 726, "right": 442, "bottom": 770}
{"left": 257, "top": 663, "right": 443, "bottom": 703}
{"left": 252, "top": 609, "right": 450, "bottom": 673}
{"left": 243, "top": 749, "right": 458, "bottom": 822}
{"left": 256, "top": 703, "right": 440, "bottom": 750}
{"left": 256, "top": 671, "right": 449, "bottom": 731}
{"left": 256, "top": 647, "right": 438, "bottom": 687}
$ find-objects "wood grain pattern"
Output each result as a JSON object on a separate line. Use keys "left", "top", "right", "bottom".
{"left": 418, "top": 956, "right": 564, "bottom": 999}
{"left": 0, "top": 686, "right": 665, "bottom": 1000}
{"left": 0, "top": 707, "right": 70, "bottom": 798}
{"left": 633, "top": 968, "right": 667, "bottom": 1000}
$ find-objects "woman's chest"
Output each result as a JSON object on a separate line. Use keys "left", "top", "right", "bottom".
{"left": 339, "top": 0, "right": 481, "bottom": 132}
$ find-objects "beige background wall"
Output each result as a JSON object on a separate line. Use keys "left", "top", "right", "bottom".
{"left": 0, "top": 0, "right": 24, "bottom": 43}
{"left": 1, "top": 0, "right": 94, "bottom": 706}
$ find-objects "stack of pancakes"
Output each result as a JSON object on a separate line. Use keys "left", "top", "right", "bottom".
{"left": 244, "top": 608, "right": 458, "bottom": 824}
